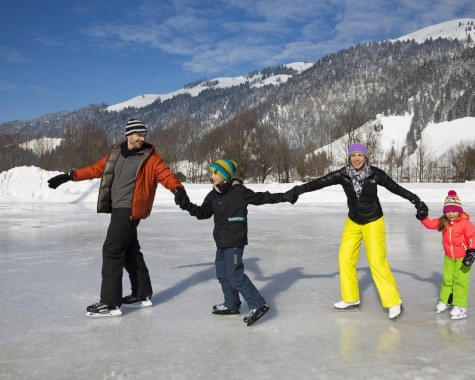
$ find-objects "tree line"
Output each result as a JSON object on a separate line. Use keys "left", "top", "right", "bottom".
{"left": 1, "top": 107, "right": 474, "bottom": 183}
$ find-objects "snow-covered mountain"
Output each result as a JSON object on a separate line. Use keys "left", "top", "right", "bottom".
{"left": 1, "top": 19, "right": 474, "bottom": 174}
{"left": 106, "top": 19, "right": 474, "bottom": 113}
{"left": 394, "top": 18, "right": 474, "bottom": 43}
{"left": 106, "top": 62, "right": 314, "bottom": 112}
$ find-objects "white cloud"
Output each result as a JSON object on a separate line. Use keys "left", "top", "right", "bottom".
{"left": 82, "top": 0, "right": 475, "bottom": 74}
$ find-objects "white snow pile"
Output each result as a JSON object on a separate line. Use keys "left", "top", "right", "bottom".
{"left": 1, "top": 166, "right": 474, "bottom": 206}
{"left": 105, "top": 62, "right": 313, "bottom": 112}
{"left": 394, "top": 18, "right": 475, "bottom": 43}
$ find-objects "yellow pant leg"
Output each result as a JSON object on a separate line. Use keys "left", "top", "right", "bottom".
{"left": 362, "top": 217, "right": 402, "bottom": 308}
{"left": 338, "top": 218, "right": 363, "bottom": 302}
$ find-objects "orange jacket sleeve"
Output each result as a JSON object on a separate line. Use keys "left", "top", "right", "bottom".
{"left": 464, "top": 220, "right": 475, "bottom": 249}
{"left": 72, "top": 154, "right": 109, "bottom": 181}
{"left": 152, "top": 153, "right": 183, "bottom": 191}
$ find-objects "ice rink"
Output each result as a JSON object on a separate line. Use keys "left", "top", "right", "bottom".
{"left": 1, "top": 202, "right": 474, "bottom": 380}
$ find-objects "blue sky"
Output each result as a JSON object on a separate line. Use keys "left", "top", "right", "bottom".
{"left": 1, "top": 0, "right": 474, "bottom": 123}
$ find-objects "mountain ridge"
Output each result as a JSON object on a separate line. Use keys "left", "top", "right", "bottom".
{"left": 1, "top": 18, "right": 474, "bottom": 157}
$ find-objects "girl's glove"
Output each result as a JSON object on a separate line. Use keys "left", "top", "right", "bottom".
{"left": 463, "top": 249, "right": 475, "bottom": 267}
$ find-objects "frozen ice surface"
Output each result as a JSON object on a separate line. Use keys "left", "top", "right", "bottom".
{"left": 1, "top": 202, "right": 475, "bottom": 380}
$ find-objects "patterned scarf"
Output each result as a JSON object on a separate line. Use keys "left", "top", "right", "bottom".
{"left": 346, "top": 164, "right": 371, "bottom": 199}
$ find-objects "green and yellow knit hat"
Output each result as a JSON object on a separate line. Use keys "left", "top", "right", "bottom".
{"left": 209, "top": 159, "right": 238, "bottom": 182}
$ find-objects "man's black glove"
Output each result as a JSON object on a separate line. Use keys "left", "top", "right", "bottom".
{"left": 48, "top": 171, "right": 73, "bottom": 189}
{"left": 463, "top": 248, "right": 475, "bottom": 267}
{"left": 174, "top": 187, "right": 190, "bottom": 209}
{"left": 283, "top": 188, "right": 299, "bottom": 204}
{"left": 415, "top": 201, "right": 429, "bottom": 220}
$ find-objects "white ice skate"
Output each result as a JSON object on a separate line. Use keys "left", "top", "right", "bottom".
{"left": 333, "top": 300, "right": 360, "bottom": 310}
{"left": 388, "top": 304, "right": 403, "bottom": 320}
{"left": 435, "top": 301, "right": 448, "bottom": 314}
{"left": 450, "top": 306, "right": 467, "bottom": 320}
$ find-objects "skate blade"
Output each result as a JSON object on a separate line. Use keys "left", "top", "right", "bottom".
{"left": 334, "top": 305, "right": 360, "bottom": 311}
{"left": 122, "top": 300, "right": 153, "bottom": 308}
{"left": 245, "top": 306, "right": 270, "bottom": 326}
{"left": 86, "top": 310, "right": 122, "bottom": 318}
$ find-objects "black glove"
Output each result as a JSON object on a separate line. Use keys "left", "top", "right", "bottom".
{"left": 415, "top": 201, "right": 428, "bottom": 220}
{"left": 463, "top": 248, "right": 475, "bottom": 267}
{"left": 174, "top": 187, "right": 190, "bottom": 209}
{"left": 48, "top": 171, "right": 73, "bottom": 189}
{"left": 283, "top": 188, "right": 299, "bottom": 204}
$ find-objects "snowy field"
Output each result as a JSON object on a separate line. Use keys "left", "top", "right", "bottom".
{"left": 1, "top": 168, "right": 475, "bottom": 379}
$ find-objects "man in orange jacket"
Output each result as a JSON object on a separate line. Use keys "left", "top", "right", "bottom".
{"left": 48, "top": 119, "right": 187, "bottom": 317}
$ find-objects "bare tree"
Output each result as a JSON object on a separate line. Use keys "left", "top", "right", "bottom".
{"left": 449, "top": 142, "right": 475, "bottom": 181}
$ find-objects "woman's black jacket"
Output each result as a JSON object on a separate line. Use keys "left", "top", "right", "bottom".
{"left": 185, "top": 179, "right": 285, "bottom": 248}
{"left": 294, "top": 166, "right": 420, "bottom": 225}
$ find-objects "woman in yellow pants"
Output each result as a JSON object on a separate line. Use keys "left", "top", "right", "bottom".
{"left": 285, "top": 143, "right": 427, "bottom": 319}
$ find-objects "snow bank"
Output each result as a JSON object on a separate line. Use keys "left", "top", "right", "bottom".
{"left": 1, "top": 166, "right": 474, "bottom": 205}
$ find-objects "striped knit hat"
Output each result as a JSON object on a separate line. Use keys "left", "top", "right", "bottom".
{"left": 125, "top": 119, "right": 148, "bottom": 136}
{"left": 443, "top": 190, "right": 463, "bottom": 214}
{"left": 209, "top": 159, "right": 238, "bottom": 182}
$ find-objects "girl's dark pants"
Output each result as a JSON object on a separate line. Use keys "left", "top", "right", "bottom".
{"left": 101, "top": 208, "right": 153, "bottom": 306}
{"left": 215, "top": 247, "right": 266, "bottom": 309}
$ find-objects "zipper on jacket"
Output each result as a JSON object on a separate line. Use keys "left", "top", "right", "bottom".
{"left": 449, "top": 223, "right": 454, "bottom": 258}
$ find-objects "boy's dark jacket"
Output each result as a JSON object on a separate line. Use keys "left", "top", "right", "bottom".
{"left": 185, "top": 178, "right": 284, "bottom": 248}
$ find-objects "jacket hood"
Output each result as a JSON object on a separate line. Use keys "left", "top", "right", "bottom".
{"left": 456, "top": 211, "right": 471, "bottom": 221}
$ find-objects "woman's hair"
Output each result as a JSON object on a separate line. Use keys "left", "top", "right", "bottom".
{"left": 438, "top": 215, "right": 449, "bottom": 232}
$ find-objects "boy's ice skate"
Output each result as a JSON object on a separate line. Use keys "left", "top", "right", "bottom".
{"left": 212, "top": 303, "right": 240, "bottom": 315}
{"left": 389, "top": 304, "right": 403, "bottom": 320}
{"left": 122, "top": 294, "right": 153, "bottom": 308}
{"left": 86, "top": 302, "right": 122, "bottom": 317}
{"left": 333, "top": 300, "right": 360, "bottom": 310}
{"left": 243, "top": 304, "right": 269, "bottom": 326}
{"left": 450, "top": 306, "right": 467, "bottom": 320}
{"left": 435, "top": 301, "right": 449, "bottom": 313}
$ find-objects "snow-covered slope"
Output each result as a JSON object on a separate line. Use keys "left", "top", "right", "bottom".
{"left": 105, "top": 62, "right": 314, "bottom": 112}
{"left": 314, "top": 115, "right": 475, "bottom": 164}
{"left": 18, "top": 137, "right": 62, "bottom": 155}
{"left": 394, "top": 18, "right": 475, "bottom": 43}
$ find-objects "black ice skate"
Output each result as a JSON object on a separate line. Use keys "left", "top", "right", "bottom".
{"left": 212, "top": 303, "right": 241, "bottom": 315}
{"left": 86, "top": 302, "right": 122, "bottom": 317}
{"left": 243, "top": 304, "right": 270, "bottom": 326}
{"left": 122, "top": 294, "right": 153, "bottom": 308}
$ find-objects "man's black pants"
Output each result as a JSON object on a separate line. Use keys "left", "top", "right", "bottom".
{"left": 100, "top": 208, "right": 153, "bottom": 306}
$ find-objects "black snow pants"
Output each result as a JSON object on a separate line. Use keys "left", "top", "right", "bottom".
{"left": 100, "top": 208, "right": 153, "bottom": 306}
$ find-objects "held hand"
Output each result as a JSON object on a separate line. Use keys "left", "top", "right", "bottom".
{"left": 283, "top": 188, "right": 299, "bottom": 204}
{"left": 415, "top": 201, "right": 428, "bottom": 220}
{"left": 463, "top": 249, "right": 475, "bottom": 267}
{"left": 174, "top": 187, "right": 190, "bottom": 208}
{"left": 48, "top": 171, "right": 73, "bottom": 189}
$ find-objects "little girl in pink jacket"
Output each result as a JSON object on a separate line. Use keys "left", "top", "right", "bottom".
{"left": 418, "top": 190, "right": 475, "bottom": 320}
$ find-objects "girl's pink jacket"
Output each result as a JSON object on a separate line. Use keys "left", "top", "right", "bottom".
{"left": 421, "top": 212, "right": 475, "bottom": 259}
